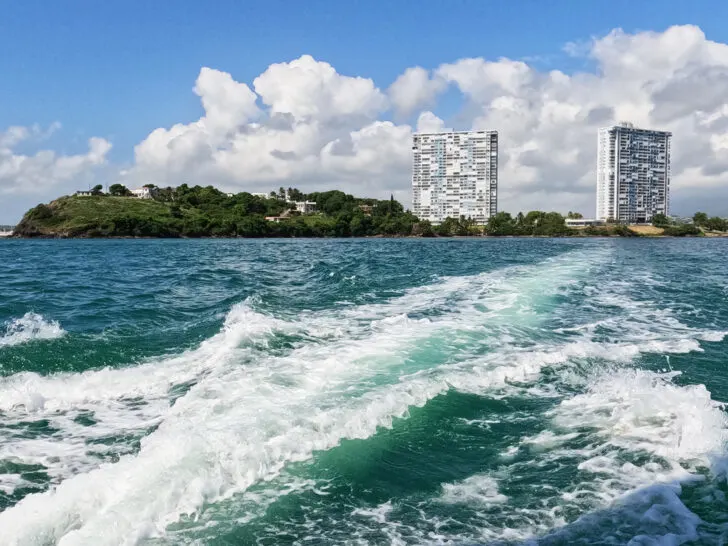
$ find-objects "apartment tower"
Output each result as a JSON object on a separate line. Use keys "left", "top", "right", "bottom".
{"left": 596, "top": 123, "right": 672, "bottom": 223}
{"left": 412, "top": 130, "right": 498, "bottom": 224}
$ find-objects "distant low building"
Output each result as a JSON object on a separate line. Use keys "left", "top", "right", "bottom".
{"left": 75, "top": 190, "right": 93, "bottom": 197}
{"left": 265, "top": 210, "right": 293, "bottom": 223}
{"left": 251, "top": 192, "right": 270, "bottom": 199}
{"left": 292, "top": 200, "right": 317, "bottom": 214}
{"left": 358, "top": 204, "right": 373, "bottom": 215}
{"left": 565, "top": 218, "right": 604, "bottom": 227}
{"left": 130, "top": 187, "right": 154, "bottom": 199}
{"left": 226, "top": 193, "right": 235, "bottom": 198}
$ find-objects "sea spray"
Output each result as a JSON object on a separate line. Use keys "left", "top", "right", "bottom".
{"left": 0, "top": 313, "right": 65, "bottom": 348}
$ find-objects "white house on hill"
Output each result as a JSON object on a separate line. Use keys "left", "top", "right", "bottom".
{"left": 130, "top": 187, "right": 154, "bottom": 199}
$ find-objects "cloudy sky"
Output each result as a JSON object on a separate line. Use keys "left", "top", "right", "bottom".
{"left": 3, "top": 0, "right": 728, "bottom": 223}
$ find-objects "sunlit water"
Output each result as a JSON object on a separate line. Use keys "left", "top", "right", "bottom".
{"left": 1, "top": 238, "right": 727, "bottom": 545}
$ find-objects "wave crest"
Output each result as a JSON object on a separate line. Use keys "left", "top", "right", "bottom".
{"left": 0, "top": 313, "right": 65, "bottom": 348}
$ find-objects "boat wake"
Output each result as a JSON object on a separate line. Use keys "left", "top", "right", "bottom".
{"left": 0, "top": 245, "right": 726, "bottom": 545}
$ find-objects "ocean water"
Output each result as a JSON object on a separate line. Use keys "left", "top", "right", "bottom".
{"left": 1, "top": 238, "right": 728, "bottom": 546}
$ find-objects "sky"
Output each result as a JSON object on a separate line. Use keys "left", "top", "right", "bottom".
{"left": 3, "top": 0, "right": 728, "bottom": 223}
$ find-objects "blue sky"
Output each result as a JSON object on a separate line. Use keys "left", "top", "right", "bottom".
{"left": 2, "top": 0, "right": 725, "bottom": 161}
{"left": 3, "top": 0, "right": 728, "bottom": 222}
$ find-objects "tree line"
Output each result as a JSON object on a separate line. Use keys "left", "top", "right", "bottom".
{"left": 18, "top": 182, "right": 725, "bottom": 238}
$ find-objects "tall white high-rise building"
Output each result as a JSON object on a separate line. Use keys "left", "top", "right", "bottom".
{"left": 596, "top": 123, "right": 672, "bottom": 223}
{"left": 412, "top": 130, "right": 498, "bottom": 224}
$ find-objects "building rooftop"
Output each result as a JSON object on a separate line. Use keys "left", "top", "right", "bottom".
{"left": 602, "top": 124, "right": 672, "bottom": 136}
{"left": 413, "top": 130, "right": 498, "bottom": 136}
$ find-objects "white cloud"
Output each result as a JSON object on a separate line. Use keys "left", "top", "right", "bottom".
{"left": 254, "top": 55, "right": 387, "bottom": 122}
{"left": 128, "top": 55, "right": 406, "bottom": 194}
{"left": 0, "top": 125, "right": 111, "bottom": 196}
{"left": 416, "top": 112, "right": 447, "bottom": 133}
{"left": 388, "top": 67, "right": 446, "bottom": 116}
{"left": 6, "top": 24, "right": 728, "bottom": 221}
{"left": 195, "top": 67, "right": 260, "bottom": 134}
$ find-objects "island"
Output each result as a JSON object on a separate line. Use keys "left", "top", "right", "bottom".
{"left": 11, "top": 184, "right": 722, "bottom": 238}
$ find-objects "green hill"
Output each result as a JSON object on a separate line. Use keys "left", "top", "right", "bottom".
{"left": 16, "top": 195, "right": 177, "bottom": 237}
{"left": 13, "top": 186, "right": 422, "bottom": 238}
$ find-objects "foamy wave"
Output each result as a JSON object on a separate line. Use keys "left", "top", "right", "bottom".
{"left": 0, "top": 300, "right": 288, "bottom": 498}
{"left": 0, "top": 313, "right": 65, "bottom": 348}
{"left": 1, "top": 245, "right": 726, "bottom": 545}
{"left": 0, "top": 248, "right": 606, "bottom": 543}
{"left": 555, "top": 368, "right": 728, "bottom": 464}
{"left": 440, "top": 475, "right": 508, "bottom": 506}
{"left": 432, "top": 367, "right": 728, "bottom": 544}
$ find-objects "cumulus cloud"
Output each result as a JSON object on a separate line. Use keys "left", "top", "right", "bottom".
{"left": 5, "top": 24, "right": 728, "bottom": 222}
{"left": 254, "top": 55, "right": 387, "bottom": 121}
{"left": 388, "top": 67, "right": 446, "bottom": 116}
{"left": 127, "top": 55, "right": 405, "bottom": 194}
{"left": 0, "top": 124, "right": 111, "bottom": 196}
{"left": 416, "top": 112, "right": 447, "bottom": 133}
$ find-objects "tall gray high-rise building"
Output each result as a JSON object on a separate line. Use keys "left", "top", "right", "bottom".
{"left": 596, "top": 123, "right": 672, "bottom": 223}
{"left": 412, "top": 130, "right": 498, "bottom": 225}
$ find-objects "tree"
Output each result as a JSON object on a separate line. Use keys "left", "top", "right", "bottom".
{"left": 27, "top": 204, "right": 53, "bottom": 220}
{"left": 705, "top": 217, "right": 727, "bottom": 232}
{"left": 350, "top": 214, "right": 373, "bottom": 236}
{"left": 485, "top": 212, "right": 517, "bottom": 236}
{"left": 287, "top": 188, "right": 305, "bottom": 201}
{"left": 532, "top": 212, "right": 568, "bottom": 236}
{"left": 523, "top": 211, "right": 545, "bottom": 226}
{"left": 154, "top": 186, "right": 175, "bottom": 202}
{"left": 91, "top": 184, "right": 104, "bottom": 195}
{"left": 693, "top": 212, "right": 709, "bottom": 226}
{"left": 651, "top": 213, "right": 670, "bottom": 227}
{"left": 411, "top": 220, "right": 434, "bottom": 237}
{"left": 108, "top": 184, "right": 131, "bottom": 197}
{"left": 567, "top": 211, "right": 584, "bottom": 219}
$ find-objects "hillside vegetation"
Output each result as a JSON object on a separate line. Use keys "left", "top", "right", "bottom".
{"left": 14, "top": 186, "right": 421, "bottom": 238}
{"left": 14, "top": 184, "right": 715, "bottom": 238}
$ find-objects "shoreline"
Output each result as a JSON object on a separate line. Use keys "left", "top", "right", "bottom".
{"left": 6, "top": 233, "right": 728, "bottom": 240}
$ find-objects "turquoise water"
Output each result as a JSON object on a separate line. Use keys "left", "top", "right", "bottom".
{"left": 1, "top": 238, "right": 728, "bottom": 545}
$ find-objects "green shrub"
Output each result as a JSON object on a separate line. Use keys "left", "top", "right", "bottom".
{"left": 663, "top": 225, "right": 702, "bottom": 237}
{"left": 27, "top": 204, "right": 53, "bottom": 220}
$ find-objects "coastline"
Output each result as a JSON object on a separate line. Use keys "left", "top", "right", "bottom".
{"left": 6, "top": 232, "right": 727, "bottom": 240}
{"left": 11, "top": 192, "right": 726, "bottom": 240}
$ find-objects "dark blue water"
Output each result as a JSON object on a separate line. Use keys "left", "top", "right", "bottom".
{"left": 1, "top": 238, "right": 727, "bottom": 545}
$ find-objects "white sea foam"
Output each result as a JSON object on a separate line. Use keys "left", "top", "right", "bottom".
{"left": 430, "top": 367, "right": 728, "bottom": 545}
{"left": 540, "top": 367, "right": 727, "bottom": 544}
{"left": 0, "top": 313, "right": 65, "bottom": 348}
{"left": 1, "top": 245, "right": 725, "bottom": 545}
{"left": 0, "top": 301, "right": 286, "bottom": 493}
{"left": 0, "top": 248, "right": 601, "bottom": 543}
{"left": 440, "top": 475, "right": 508, "bottom": 506}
